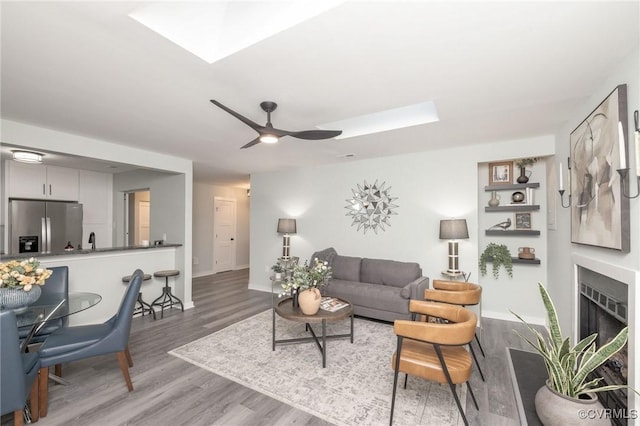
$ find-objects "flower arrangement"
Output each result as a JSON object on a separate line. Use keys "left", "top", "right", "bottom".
{"left": 515, "top": 157, "right": 539, "bottom": 168}
{"left": 279, "top": 258, "right": 332, "bottom": 297}
{"left": 0, "top": 258, "right": 52, "bottom": 292}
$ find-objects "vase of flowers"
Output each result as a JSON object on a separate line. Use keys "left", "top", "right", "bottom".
{"left": 0, "top": 258, "right": 52, "bottom": 313}
{"left": 280, "top": 258, "right": 332, "bottom": 315}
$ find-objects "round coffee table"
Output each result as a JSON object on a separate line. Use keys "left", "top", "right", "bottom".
{"left": 272, "top": 297, "right": 353, "bottom": 368}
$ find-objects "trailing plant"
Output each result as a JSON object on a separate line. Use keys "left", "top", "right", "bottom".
{"left": 479, "top": 243, "right": 513, "bottom": 279}
{"left": 515, "top": 157, "right": 539, "bottom": 168}
{"left": 511, "top": 283, "right": 637, "bottom": 399}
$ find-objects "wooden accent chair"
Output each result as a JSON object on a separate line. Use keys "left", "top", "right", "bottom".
{"left": 0, "top": 310, "right": 40, "bottom": 426}
{"left": 424, "top": 280, "right": 485, "bottom": 381}
{"left": 37, "top": 269, "right": 143, "bottom": 418}
{"left": 390, "top": 300, "right": 478, "bottom": 426}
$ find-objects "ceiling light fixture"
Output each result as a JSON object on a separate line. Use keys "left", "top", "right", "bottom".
{"left": 259, "top": 134, "right": 279, "bottom": 144}
{"left": 12, "top": 150, "right": 44, "bottom": 164}
{"left": 318, "top": 101, "right": 439, "bottom": 139}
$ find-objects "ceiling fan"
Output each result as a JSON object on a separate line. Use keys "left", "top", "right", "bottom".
{"left": 210, "top": 100, "right": 342, "bottom": 149}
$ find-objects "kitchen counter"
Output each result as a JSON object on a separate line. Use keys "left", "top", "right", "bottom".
{"left": 0, "top": 243, "right": 182, "bottom": 261}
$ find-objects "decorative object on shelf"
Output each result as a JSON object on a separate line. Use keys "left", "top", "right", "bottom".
{"left": 510, "top": 191, "right": 525, "bottom": 203}
{"left": 488, "top": 161, "right": 513, "bottom": 185}
{"left": 570, "top": 84, "right": 630, "bottom": 252}
{"left": 514, "top": 157, "right": 538, "bottom": 184}
{"left": 514, "top": 212, "right": 532, "bottom": 230}
{"left": 0, "top": 257, "right": 52, "bottom": 312}
{"left": 277, "top": 218, "right": 297, "bottom": 260}
{"left": 487, "top": 191, "right": 500, "bottom": 207}
{"left": 517, "top": 247, "right": 535, "bottom": 260}
{"left": 511, "top": 283, "right": 636, "bottom": 425}
{"left": 271, "top": 263, "right": 284, "bottom": 281}
{"left": 278, "top": 258, "right": 332, "bottom": 314}
{"left": 488, "top": 218, "right": 511, "bottom": 230}
{"left": 617, "top": 109, "right": 640, "bottom": 198}
{"left": 479, "top": 243, "right": 513, "bottom": 279}
{"left": 345, "top": 180, "right": 398, "bottom": 234}
{"left": 439, "top": 218, "right": 469, "bottom": 274}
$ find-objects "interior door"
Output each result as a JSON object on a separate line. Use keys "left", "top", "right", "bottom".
{"left": 213, "top": 197, "right": 236, "bottom": 273}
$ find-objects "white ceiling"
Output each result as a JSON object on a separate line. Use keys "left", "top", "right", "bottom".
{"left": 1, "top": 1, "right": 639, "bottom": 187}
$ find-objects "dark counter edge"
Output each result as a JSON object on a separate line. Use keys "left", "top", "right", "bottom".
{"left": 1, "top": 244, "right": 183, "bottom": 261}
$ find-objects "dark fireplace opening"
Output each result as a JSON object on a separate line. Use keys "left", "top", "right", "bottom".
{"left": 579, "top": 267, "right": 629, "bottom": 425}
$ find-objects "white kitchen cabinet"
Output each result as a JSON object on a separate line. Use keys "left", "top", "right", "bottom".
{"left": 78, "top": 170, "right": 113, "bottom": 248}
{"left": 7, "top": 161, "right": 79, "bottom": 201}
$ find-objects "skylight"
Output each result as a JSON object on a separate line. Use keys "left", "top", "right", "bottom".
{"left": 318, "top": 101, "right": 439, "bottom": 140}
{"left": 129, "top": 1, "right": 341, "bottom": 64}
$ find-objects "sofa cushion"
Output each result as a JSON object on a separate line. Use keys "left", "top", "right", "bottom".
{"left": 325, "top": 280, "right": 409, "bottom": 314}
{"left": 310, "top": 247, "right": 337, "bottom": 266}
{"left": 331, "top": 255, "right": 362, "bottom": 282}
{"left": 360, "top": 258, "right": 421, "bottom": 288}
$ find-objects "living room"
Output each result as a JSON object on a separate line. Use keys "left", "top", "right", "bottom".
{"left": 1, "top": 1, "right": 640, "bottom": 425}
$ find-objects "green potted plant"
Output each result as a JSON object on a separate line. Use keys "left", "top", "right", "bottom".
{"left": 511, "top": 283, "right": 636, "bottom": 425}
{"left": 479, "top": 243, "right": 513, "bottom": 279}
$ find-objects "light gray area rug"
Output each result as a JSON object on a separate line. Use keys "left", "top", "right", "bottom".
{"left": 169, "top": 310, "right": 465, "bottom": 426}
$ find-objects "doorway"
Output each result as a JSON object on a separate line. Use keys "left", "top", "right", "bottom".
{"left": 124, "top": 190, "right": 150, "bottom": 246}
{"left": 213, "top": 197, "right": 236, "bottom": 273}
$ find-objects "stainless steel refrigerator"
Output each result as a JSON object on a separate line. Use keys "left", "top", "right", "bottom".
{"left": 9, "top": 199, "right": 83, "bottom": 254}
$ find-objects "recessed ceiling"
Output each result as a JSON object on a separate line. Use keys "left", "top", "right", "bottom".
{"left": 1, "top": 1, "right": 638, "bottom": 187}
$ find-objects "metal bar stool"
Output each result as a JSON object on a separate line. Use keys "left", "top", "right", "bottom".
{"left": 122, "top": 273, "right": 156, "bottom": 320}
{"left": 151, "top": 270, "right": 183, "bottom": 319}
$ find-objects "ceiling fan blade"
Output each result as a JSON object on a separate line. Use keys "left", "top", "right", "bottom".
{"left": 240, "top": 137, "right": 262, "bottom": 149}
{"left": 210, "top": 100, "right": 262, "bottom": 132}
{"left": 287, "top": 129, "right": 343, "bottom": 140}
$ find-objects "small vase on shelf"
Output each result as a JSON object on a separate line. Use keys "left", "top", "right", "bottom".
{"left": 517, "top": 167, "right": 531, "bottom": 184}
{"left": 488, "top": 191, "right": 501, "bottom": 207}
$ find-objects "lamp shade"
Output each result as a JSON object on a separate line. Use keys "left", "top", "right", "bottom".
{"left": 277, "top": 218, "right": 297, "bottom": 234}
{"left": 439, "top": 219, "right": 468, "bottom": 240}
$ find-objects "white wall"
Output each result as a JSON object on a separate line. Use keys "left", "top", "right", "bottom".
{"left": 192, "top": 182, "right": 250, "bottom": 277}
{"left": 249, "top": 136, "right": 554, "bottom": 321}
{"left": 548, "top": 48, "right": 640, "bottom": 338}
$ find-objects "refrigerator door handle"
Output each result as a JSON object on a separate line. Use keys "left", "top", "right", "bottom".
{"left": 41, "top": 217, "right": 47, "bottom": 253}
{"left": 46, "top": 217, "right": 52, "bottom": 253}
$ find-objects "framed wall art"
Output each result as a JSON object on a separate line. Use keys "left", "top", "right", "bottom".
{"left": 514, "top": 212, "right": 532, "bottom": 230}
{"left": 489, "top": 161, "right": 513, "bottom": 185}
{"left": 570, "top": 84, "right": 630, "bottom": 252}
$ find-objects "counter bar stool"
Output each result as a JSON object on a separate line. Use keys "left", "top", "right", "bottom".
{"left": 122, "top": 273, "right": 156, "bottom": 320}
{"left": 151, "top": 270, "right": 183, "bottom": 319}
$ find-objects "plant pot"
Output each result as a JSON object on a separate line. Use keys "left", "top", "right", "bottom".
{"left": 534, "top": 380, "right": 608, "bottom": 425}
{"left": 517, "top": 167, "right": 532, "bottom": 184}
{"left": 0, "top": 285, "right": 42, "bottom": 313}
{"left": 298, "top": 288, "right": 321, "bottom": 315}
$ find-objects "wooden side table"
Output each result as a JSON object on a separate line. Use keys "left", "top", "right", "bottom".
{"left": 441, "top": 270, "right": 471, "bottom": 282}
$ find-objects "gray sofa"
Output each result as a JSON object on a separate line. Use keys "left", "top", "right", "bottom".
{"left": 311, "top": 247, "right": 429, "bottom": 322}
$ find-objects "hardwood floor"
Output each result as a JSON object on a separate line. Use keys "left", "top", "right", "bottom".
{"left": 4, "top": 270, "right": 536, "bottom": 425}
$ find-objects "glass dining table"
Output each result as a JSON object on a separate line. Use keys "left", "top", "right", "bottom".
{"left": 13, "top": 292, "right": 102, "bottom": 328}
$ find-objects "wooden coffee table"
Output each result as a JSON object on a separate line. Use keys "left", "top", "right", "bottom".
{"left": 272, "top": 297, "right": 353, "bottom": 368}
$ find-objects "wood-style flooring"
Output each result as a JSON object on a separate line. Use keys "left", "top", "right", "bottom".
{"left": 3, "top": 269, "right": 535, "bottom": 425}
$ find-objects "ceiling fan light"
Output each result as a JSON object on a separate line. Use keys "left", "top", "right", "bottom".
{"left": 260, "top": 134, "right": 279, "bottom": 144}
{"left": 12, "top": 150, "right": 44, "bottom": 164}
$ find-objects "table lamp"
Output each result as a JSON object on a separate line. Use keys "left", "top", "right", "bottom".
{"left": 439, "top": 218, "right": 469, "bottom": 274}
{"left": 277, "top": 218, "right": 297, "bottom": 260}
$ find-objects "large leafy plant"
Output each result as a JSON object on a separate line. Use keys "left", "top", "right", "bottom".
{"left": 279, "top": 258, "right": 332, "bottom": 297}
{"left": 511, "top": 283, "right": 631, "bottom": 398}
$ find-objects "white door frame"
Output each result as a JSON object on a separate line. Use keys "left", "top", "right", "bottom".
{"left": 213, "top": 197, "right": 237, "bottom": 273}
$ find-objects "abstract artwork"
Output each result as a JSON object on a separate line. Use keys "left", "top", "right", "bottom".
{"left": 345, "top": 180, "right": 398, "bottom": 234}
{"left": 570, "top": 84, "right": 630, "bottom": 252}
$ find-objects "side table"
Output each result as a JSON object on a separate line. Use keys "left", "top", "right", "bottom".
{"left": 441, "top": 270, "right": 471, "bottom": 282}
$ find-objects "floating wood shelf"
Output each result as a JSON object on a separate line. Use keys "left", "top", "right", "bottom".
{"left": 485, "top": 229, "right": 541, "bottom": 236}
{"left": 485, "top": 205, "right": 540, "bottom": 212}
{"left": 511, "top": 257, "right": 541, "bottom": 264}
{"left": 484, "top": 183, "right": 540, "bottom": 191}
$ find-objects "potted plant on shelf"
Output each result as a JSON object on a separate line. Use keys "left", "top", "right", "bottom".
{"left": 479, "top": 243, "right": 513, "bottom": 279}
{"left": 514, "top": 157, "right": 539, "bottom": 183}
{"left": 279, "top": 258, "right": 332, "bottom": 315}
{"left": 511, "top": 283, "right": 636, "bottom": 425}
{"left": 271, "top": 263, "right": 284, "bottom": 280}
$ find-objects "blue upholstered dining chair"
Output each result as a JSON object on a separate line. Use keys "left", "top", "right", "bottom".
{"left": 37, "top": 269, "right": 143, "bottom": 418}
{"left": 1, "top": 310, "right": 41, "bottom": 426}
{"left": 18, "top": 266, "right": 69, "bottom": 345}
